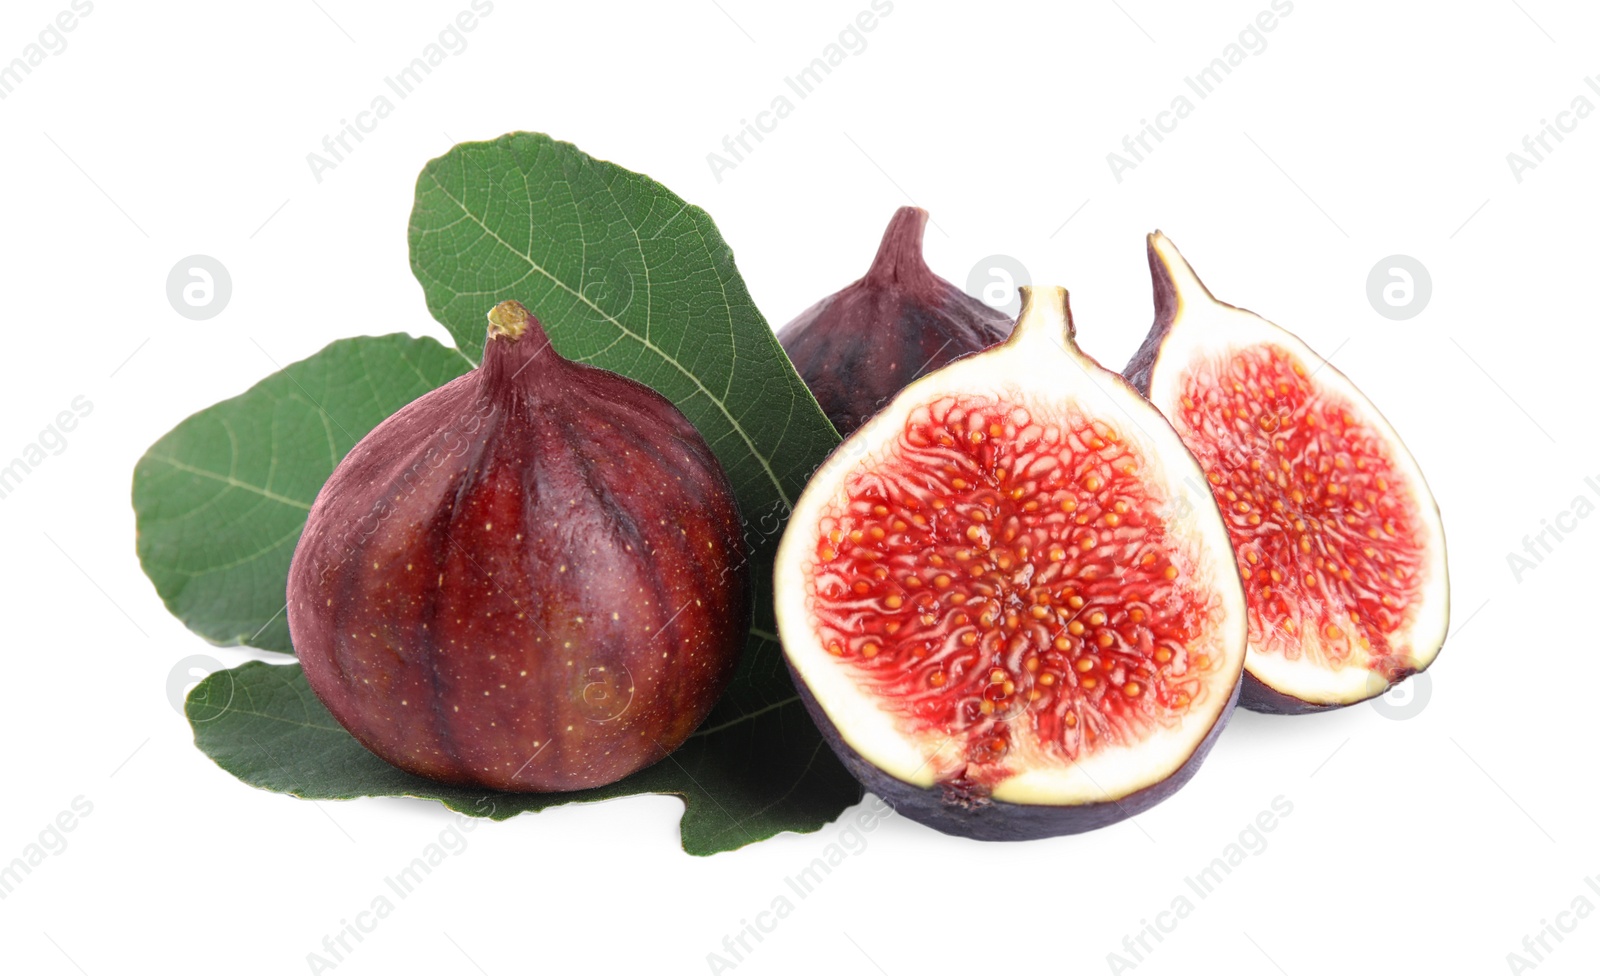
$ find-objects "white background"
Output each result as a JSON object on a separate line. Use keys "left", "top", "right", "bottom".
{"left": 0, "top": 1, "right": 1594, "bottom": 973}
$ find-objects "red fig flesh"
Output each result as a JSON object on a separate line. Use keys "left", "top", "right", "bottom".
{"left": 776, "top": 286, "right": 1246, "bottom": 839}
{"left": 778, "top": 207, "right": 1014, "bottom": 435}
{"left": 1126, "top": 234, "right": 1448, "bottom": 713}
{"left": 287, "top": 301, "right": 750, "bottom": 791}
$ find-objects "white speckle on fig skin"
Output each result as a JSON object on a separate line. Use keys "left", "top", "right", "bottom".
{"left": 287, "top": 304, "right": 750, "bottom": 792}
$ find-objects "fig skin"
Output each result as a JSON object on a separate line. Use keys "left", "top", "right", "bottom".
{"left": 778, "top": 206, "right": 1013, "bottom": 436}
{"left": 789, "top": 659, "right": 1241, "bottom": 841}
{"left": 1236, "top": 665, "right": 1416, "bottom": 715}
{"left": 1236, "top": 677, "right": 1338, "bottom": 715}
{"left": 286, "top": 301, "right": 750, "bottom": 793}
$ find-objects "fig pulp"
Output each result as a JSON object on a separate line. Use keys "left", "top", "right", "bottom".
{"left": 775, "top": 286, "right": 1247, "bottom": 840}
{"left": 778, "top": 207, "right": 1014, "bottom": 436}
{"left": 1125, "top": 234, "right": 1449, "bottom": 713}
{"left": 286, "top": 301, "right": 750, "bottom": 791}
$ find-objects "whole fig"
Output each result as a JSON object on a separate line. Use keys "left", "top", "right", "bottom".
{"left": 778, "top": 206, "right": 1013, "bottom": 436}
{"left": 286, "top": 300, "right": 750, "bottom": 792}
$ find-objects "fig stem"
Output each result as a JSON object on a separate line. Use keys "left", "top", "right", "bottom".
{"left": 1012, "top": 285, "right": 1077, "bottom": 353}
{"left": 482, "top": 300, "right": 557, "bottom": 391}
{"left": 862, "top": 206, "right": 931, "bottom": 288}
{"left": 488, "top": 300, "right": 537, "bottom": 341}
{"left": 1146, "top": 232, "right": 1214, "bottom": 320}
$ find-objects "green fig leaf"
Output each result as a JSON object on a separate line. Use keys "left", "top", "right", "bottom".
{"left": 137, "top": 132, "right": 862, "bottom": 854}
{"left": 408, "top": 132, "right": 835, "bottom": 518}
{"left": 189, "top": 658, "right": 856, "bottom": 856}
{"left": 133, "top": 334, "right": 472, "bottom": 651}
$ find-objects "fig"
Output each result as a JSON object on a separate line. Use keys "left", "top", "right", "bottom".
{"left": 774, "top": 285, "right": 1247, "bottom": 840}
{"left": 777, "top": 206, "right": 1014, "bottom": 436}
{"left": 286, "top": 300, "right": 750, "bottom": 791}
{"left": 1125, "top": 233, "right": 1449, "bottom": 713}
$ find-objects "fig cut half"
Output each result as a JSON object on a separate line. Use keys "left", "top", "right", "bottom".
{"left": 776, "top": 285, "right": 1247, "bottom": 840}
{"left": 1125, "top": 233, "right": 1449, "bottom": 713}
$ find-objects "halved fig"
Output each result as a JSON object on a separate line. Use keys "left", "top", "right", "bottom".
{"left": 775, "top": 286, "right": 1247, "bottom": 840}
{"left": 1125, "top": 233, "right": 1449, "bottom": 713}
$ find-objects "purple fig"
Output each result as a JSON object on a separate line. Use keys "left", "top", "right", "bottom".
{"left": 778, "top": 207, "right": 1014, "bottom": 435}
{"left": 286, "top": 300, "right": 750, "bottom": 792}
